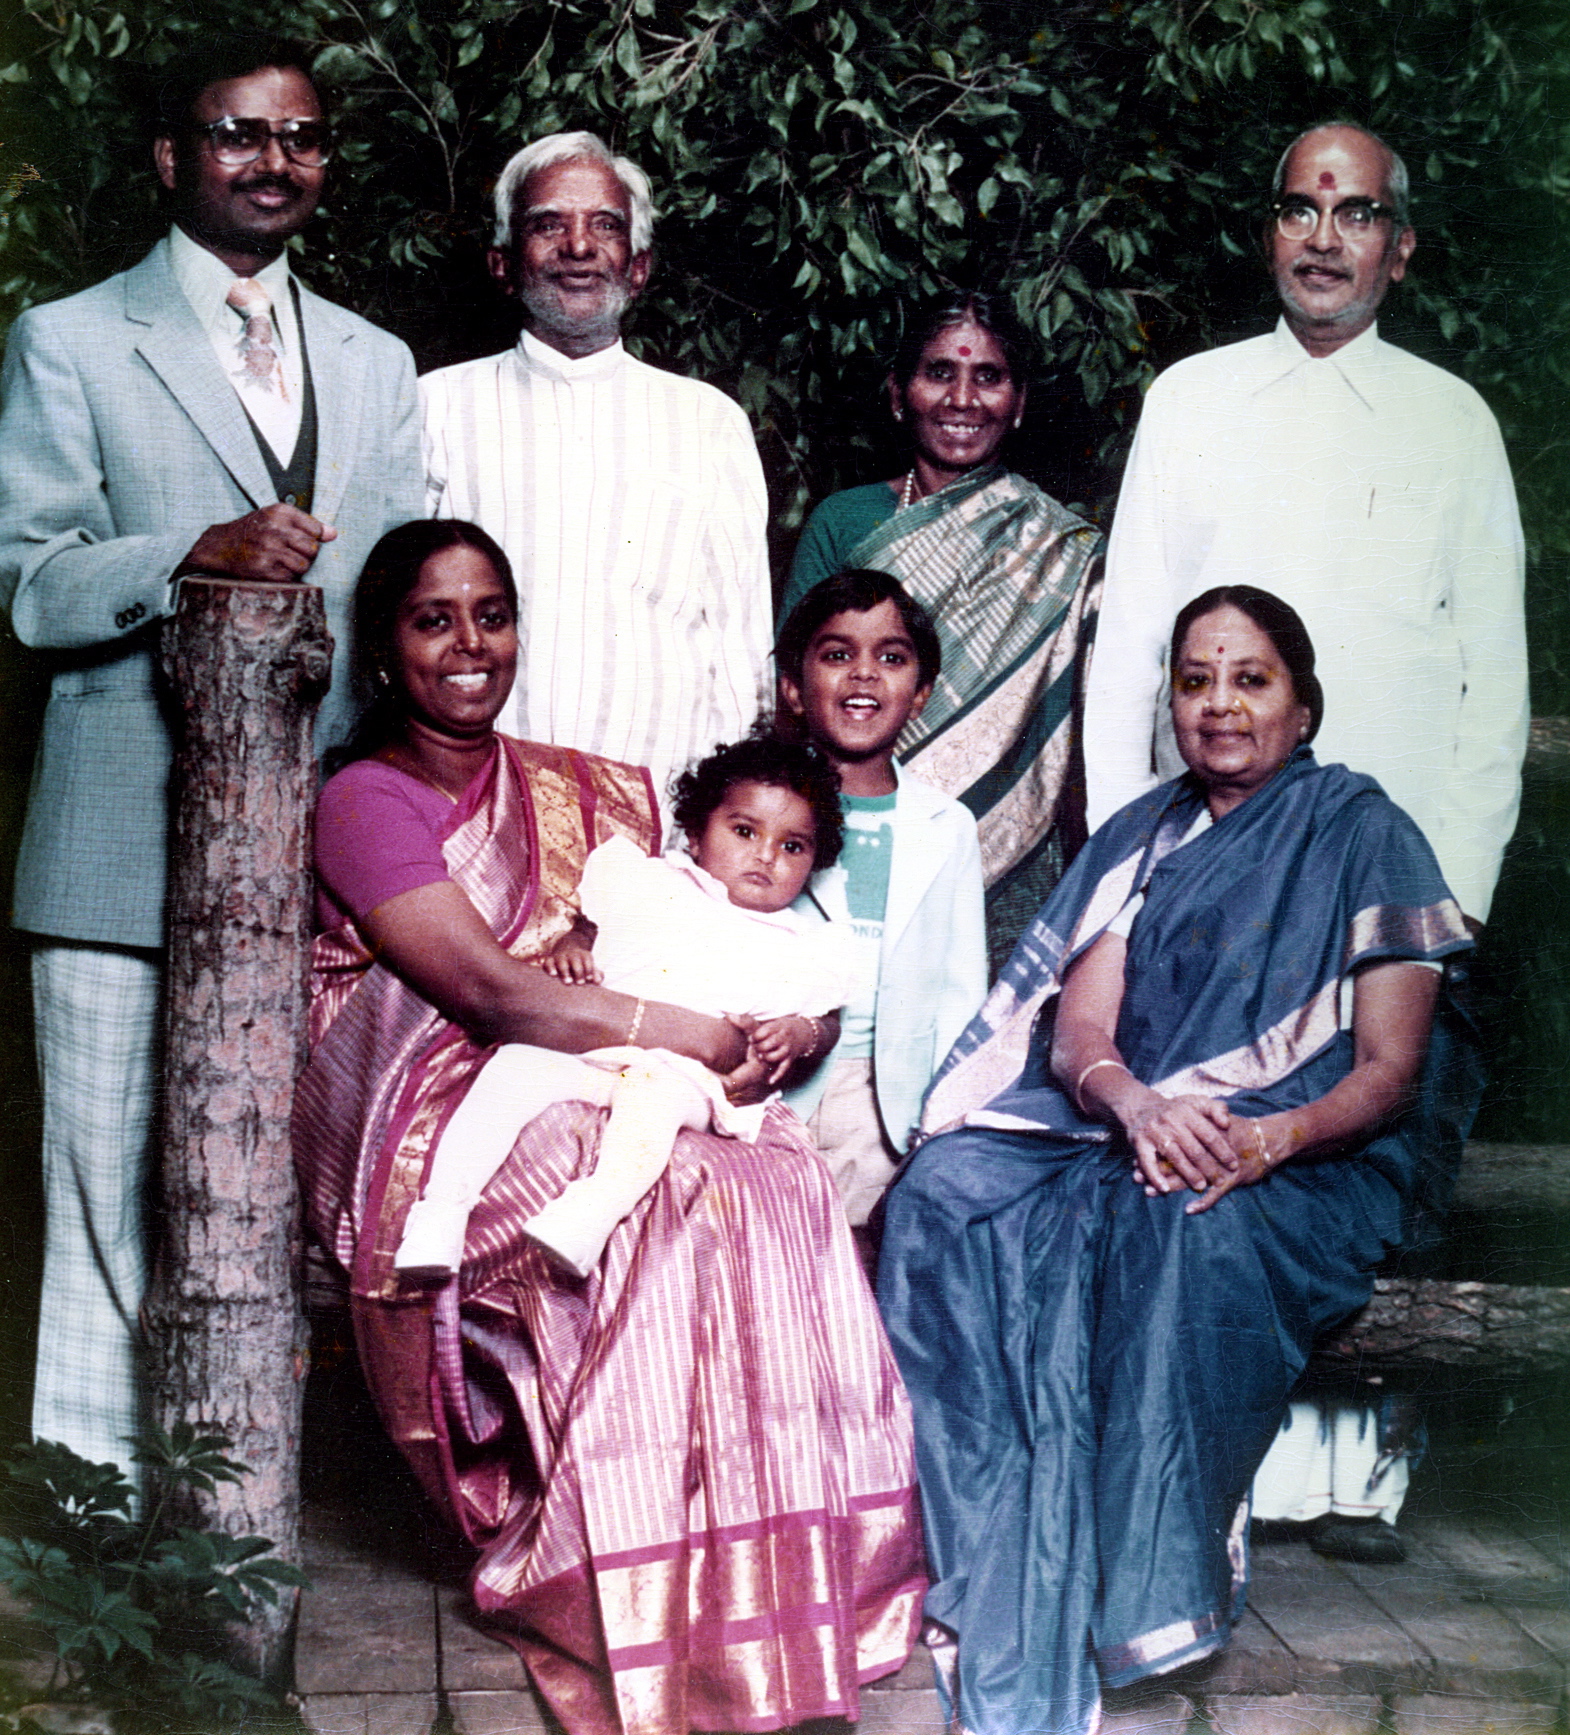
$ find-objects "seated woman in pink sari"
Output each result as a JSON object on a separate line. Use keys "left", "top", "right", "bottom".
{"left": 292, "top": 519, "right": 925, "bottom": 1735}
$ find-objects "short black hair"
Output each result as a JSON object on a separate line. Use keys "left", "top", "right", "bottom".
{"left": 327, "top": 519, "right": 516, "bottom": 773}
{"left": 153, "top": 32, "right": 321, "bottom": 138}
{"left": 670, "top": 736, "right": 845, "bottom": 872}
{"left": 1169, "top": 584, "right": 1325, "bottom": 741}
{"left": 775, "top": 569, "right": 942, "bottom": 693}
{"left": 889, "top": 290, "right": 1036, "bottom": 393}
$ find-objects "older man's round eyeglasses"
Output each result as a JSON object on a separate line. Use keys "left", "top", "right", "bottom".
{"left": 193, "top": 118, "right": 335, "bottom": 167}
{"left": 1272, "top": 198, "right": 1396, "bottom": 242}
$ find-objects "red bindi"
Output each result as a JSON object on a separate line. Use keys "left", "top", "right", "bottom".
{"left": 957, "top": 345, "right": 971, "bottom": 356}
{"left": 1318, "top": 171, "right": 1336, "bottom": 189}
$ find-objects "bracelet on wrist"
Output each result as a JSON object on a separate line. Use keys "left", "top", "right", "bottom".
{"left": 1249, "top": 1118, "right": 1274, "bottom": 1170}
{"left": 626, "top": 997, "right": 646, "bottom": 1046}
{"left": 1074, "top": 1056, "right": 1131, "bottom": 1114}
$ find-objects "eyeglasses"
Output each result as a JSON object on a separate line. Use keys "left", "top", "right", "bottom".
{"left": 193, "top": 117, "right": 335, "bottom": 167}
{"left": 1272, "top": 198, "right": 1396, "bottom": 242}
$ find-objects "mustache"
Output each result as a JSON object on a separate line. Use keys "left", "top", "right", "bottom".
{"left": 232, "top": 173, "right": 307, "bottom": 197}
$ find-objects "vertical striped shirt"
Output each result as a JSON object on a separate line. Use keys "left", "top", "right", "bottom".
{"left": 421, "top": 331, "right": 772, "bottom": 806}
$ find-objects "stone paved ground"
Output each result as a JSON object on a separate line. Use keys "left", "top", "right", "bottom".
{"left": 285, "top": 1328, "right": 1570, "bottom": 1735}
{"left": 293, "top": 1492, "right": 1569, "bottom": 1735}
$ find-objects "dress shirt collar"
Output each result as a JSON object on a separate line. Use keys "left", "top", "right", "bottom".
{"left": 517, "top": 326, "right": 627, "bottom": 383}
{"left": 166, "top": 224, "right": 295, "bottom": 349}
{"left": 1256, "top": 316, "right": 1387, "bottom": 411}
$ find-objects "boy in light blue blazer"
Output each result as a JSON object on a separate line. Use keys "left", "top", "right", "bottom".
{"left": 777, "top": 571, "right": 986, "bottom": 1226}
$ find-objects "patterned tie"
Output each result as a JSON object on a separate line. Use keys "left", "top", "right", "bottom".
{"left": 225, "top": 278, "right": 286, "bottom": 398}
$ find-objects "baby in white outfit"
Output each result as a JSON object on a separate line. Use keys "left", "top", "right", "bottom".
{"left": 396, "top": 738, "right": 850, "bottom": 1280}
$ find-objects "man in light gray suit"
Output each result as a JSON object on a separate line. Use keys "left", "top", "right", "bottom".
{"left": 0, "top": 33, "right": 423, "bottom": 1473}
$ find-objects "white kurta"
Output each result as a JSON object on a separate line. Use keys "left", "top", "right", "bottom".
{"left": 1086, "top": 319, "right": 1527, "bottom": 921}
{"left": 420, "top": 331, "right": 772, "bottom": 805}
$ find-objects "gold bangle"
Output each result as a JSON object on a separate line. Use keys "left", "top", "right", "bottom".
{"left": 1074, "top": 1057, "right": 1130, "bottom": 1112}
{"left": 627, "top": 997, "right": 646, "bottom": 1046}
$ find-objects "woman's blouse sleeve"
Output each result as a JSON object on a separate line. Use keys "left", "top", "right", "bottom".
{"left": 782, "top": 486, "right": 896, "bottom": 622}
{"left": 314, "top": 760, "right": 455, "bottom": 925}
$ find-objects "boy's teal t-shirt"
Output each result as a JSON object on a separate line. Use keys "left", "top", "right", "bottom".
{"left": 837, "top": 790, "right": 897, "bottom": 1057}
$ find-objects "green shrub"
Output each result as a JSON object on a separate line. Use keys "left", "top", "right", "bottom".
{"left": 0, "top": 1424, "right": 307, "bottom": 1732}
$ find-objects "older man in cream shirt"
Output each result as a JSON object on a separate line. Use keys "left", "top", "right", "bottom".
{"left": 421, "top": 132, "right": 771, "bottom": 804}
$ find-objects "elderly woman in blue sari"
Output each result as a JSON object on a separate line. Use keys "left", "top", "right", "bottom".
{"left": 785, "top": 293, "right": 1103, "bottom": 970}
{"left": 877, "top": 585, "right": 1470, "bottom": 1735}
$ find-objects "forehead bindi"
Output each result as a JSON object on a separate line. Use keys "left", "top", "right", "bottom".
{"left": 1283, "top": 130, "right": 1390, "bottom": 206}
{"left": 922, "top": 321, "right": 1007, "bottom": 373}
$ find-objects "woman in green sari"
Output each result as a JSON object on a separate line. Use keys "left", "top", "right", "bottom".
{"left": 784, "top": 293, "right": 1104, "bottom": 969}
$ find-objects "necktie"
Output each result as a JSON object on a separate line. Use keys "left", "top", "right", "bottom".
{"left": 225, "top": 278, "right": 287, "bottom": 399}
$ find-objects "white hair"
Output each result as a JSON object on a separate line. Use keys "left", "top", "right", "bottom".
{"left": 492, "top": 131, "right": 655, "bottom": 253}
{"left": 1271, "top": 123, "right": 1410, "bottom": 224}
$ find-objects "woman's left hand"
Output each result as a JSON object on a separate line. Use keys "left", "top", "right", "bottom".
{"left": 1180, "top": 1116, "right": 1281, "bottom": 1215}
{"left": 1127, "top": 1093, "right": 1237, "bottom": 1196}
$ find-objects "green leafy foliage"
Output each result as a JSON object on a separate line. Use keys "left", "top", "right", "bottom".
{"left": 0, "top": 0, "right": 1565, "bottom": 667}
{"left": 0, "top": 1425, "right": 307, "bottom": 1730}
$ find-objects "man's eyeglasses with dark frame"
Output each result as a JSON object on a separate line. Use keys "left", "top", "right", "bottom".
{"left": 191, "top": 118, "right": 335, "bottom": 167}
{"left": 1272, "top": 197, "right": 1399, "bottom": 242}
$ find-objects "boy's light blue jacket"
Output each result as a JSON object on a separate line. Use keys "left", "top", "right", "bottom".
{"left": 783, "top": 763, "right": 986, "bottom": 1153}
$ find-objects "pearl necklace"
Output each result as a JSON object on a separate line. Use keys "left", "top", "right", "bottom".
{"left": 899, "top": 468, "right": 924, "bottom": 511}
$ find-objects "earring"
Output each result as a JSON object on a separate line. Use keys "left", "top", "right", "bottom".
{"left": 374, "top": 666, "right": 390, "bottom": 690}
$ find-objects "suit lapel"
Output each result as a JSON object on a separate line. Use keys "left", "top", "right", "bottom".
{"left": 125, "top": 247, "right": 275, "bottom": 509}
{"left": 299, "top": 285, "right": 361, "bottom": 529}
{"left": 883, "top": 772, "right": 946, "bottom": 952}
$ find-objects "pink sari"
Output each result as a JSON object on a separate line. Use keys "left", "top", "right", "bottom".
{"left": 293, "top": 736, "right": 925, "bottom": 1734}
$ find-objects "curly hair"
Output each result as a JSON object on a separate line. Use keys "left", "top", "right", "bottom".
{"left": 670, "top": 736, "right": 844, "bottom": 872}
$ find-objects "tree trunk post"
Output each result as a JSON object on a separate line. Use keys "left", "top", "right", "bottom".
{"left": 145, "top": 578, "right": 332, "bottom": 1689}
{"left": 1314, "top": 1276, "right": 1570, "bottom": 1379}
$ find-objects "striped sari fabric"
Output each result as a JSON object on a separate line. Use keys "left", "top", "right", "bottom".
{"left": 293, "top": 735, "right": 925, "bottom": 1735}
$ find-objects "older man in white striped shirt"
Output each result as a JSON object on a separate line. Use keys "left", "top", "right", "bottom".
{"left": 421, "top": 132, "right": 772, "bottom": 807}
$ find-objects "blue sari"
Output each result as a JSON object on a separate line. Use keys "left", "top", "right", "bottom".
{"left": 877, "top": 751, "right": 1470, "bottom": 1735}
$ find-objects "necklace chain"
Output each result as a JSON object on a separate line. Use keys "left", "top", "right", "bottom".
{"left": 383, "top": 743, "right": 465, "bottom": 803}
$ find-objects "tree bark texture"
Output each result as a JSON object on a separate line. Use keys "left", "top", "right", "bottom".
{"left": 1453, "top": 1142, "right": 1570, "bottom": 1214}
{"left": 145, "top": 579, "right": 332, "bottom": 1688}
{"left": 1315, "top": 1277, "right": 1570, "bottom": 1377}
